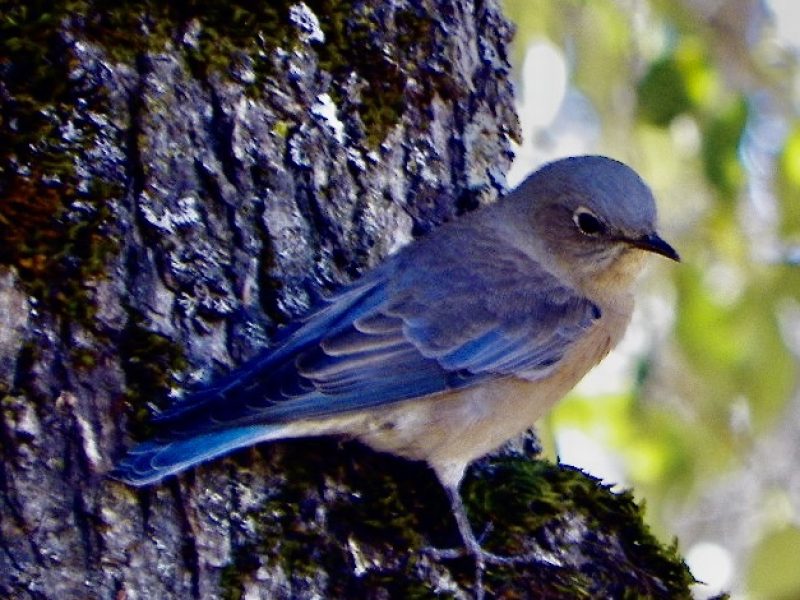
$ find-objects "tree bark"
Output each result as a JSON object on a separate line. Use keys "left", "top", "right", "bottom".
{"left": 0, "top": 2, "right": 695, "bottom": 598}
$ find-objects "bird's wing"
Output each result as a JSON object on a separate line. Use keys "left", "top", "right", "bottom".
{"left": 153, "top": 225, "right": 600, "bottom": 437}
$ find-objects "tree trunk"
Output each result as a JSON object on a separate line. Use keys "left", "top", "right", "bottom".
{"left": 0, "top": 2, "right": 695, "bottom": 598}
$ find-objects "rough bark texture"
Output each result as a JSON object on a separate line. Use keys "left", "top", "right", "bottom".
{"left": 0, "top": 2, "right": 695, "bottom": 599}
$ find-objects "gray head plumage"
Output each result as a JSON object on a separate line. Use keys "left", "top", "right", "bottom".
{"left": 518, "top": 155, "right": 678, "bottom": 262}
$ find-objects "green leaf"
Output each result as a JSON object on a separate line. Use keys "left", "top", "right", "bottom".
{"left": 747, "top": 525, "right": 800, "bottom": 600}
{"left": 777, "top": 123, "right": 800, "bottom": 236}
{"left": 701, "top": 99, "right": 747, "bottom": 200}
{"left": 637, "top": 57, "right": 692, "bottom": 127}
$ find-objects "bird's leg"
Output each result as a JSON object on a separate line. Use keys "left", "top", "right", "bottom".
{"left": 422, "top": 483, "right": 487, "bottom": 598}
{"left": 445, "top": 482, "right": 488, "bottom": 559}
{"left": 445, "top": 483, "right": 488, "bottom": 599}
{"left": 425, "top": 482, "right": 547, "bottom": 599}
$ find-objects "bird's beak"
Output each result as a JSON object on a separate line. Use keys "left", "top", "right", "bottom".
{"left": 630, "top": 233, "right": 680, "bottom": 262}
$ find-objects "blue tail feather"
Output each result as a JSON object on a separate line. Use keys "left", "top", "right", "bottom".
{"left": 111, "top": 425, "right": 280, "bottom": 486}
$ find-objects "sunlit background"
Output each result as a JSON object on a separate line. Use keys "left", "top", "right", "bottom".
{"left": 502, "top": 1, "right": 800, "bottom": 598}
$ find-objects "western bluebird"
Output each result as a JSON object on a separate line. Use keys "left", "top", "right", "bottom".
{"left": 113, "top": 155, "right": 678, "bottom": 584}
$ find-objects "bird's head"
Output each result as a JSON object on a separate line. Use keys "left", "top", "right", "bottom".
{"left": 520, "top": 155, "right": 679, "bottom": 295}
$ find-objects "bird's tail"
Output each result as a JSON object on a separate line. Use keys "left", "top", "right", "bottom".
{"left": 110, "top": 425, "right": 284, "bottom": 486}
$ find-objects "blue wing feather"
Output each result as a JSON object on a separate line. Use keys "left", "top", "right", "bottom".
{"left": 116, "top": 222, "right": 600, "bottom": 484}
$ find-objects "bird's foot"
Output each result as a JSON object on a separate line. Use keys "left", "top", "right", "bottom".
{"left": 424, "top": 543, "right": 542, "bottom": 565}
{"left": 423, "top": 543, "right": 542, "bottom": 600}
{"left": 428, "top": 483, "right": 546, "bottom": 599}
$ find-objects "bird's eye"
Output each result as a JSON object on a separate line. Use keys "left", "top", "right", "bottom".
{"left": 573, "top": 208, "right": 605, "bottom": 236}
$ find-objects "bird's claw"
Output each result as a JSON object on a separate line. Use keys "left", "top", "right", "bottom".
{"left": 423, "top": 544, "right": 541, "bottom": 567}
{"left": 428, "top": 483, "right": 549, "bottom": 598}
{"left": 422, "top": 544, "right": 543, "bottom": 600}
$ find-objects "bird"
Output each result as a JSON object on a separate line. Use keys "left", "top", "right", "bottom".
{"left": 113, "top": 155, "right": 679, "bottom": 589}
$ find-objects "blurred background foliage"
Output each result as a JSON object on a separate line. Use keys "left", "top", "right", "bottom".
{"left": 502, "top": 0, "right": 800, "bottom": 598}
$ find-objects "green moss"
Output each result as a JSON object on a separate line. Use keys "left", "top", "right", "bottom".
{"left": 0, "top": 170, "right": 119, "bottom": 323}
{"left": 463, "top": 458, "right": 697, "bottom": 598}
{"left": 1, "top": 2, "right": 454, "bottom": 327}
{"left": 307, "top": 3, "right": 447, "bottom": 147}
{"left": 219, "top": 543, "right": 261, "bottom": 600}
{"left": 216, "top": 441, "right": 454, "bottom": 598}
{"left": 28, "top": 2, "right": 444, "bottom": 144}
{"left": 219, "top": 565, "right": 244, "bottom": 600}
{"left": 217, "top": 444, "right": 695, "bottom": 597}
{"left": 1, "top": 2, "right": 452, "bottom": 331}
{"left": 272, "top": 120, "right": 291, "bottom": 138}
{"left": 119, "top": 311, "right": 187, "bottom": 439}
{"left": 0, "top": 1, "right": 120, "bottom": 326}
{"left": 71, "top": 347, "right": 99, "bottom": 370}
